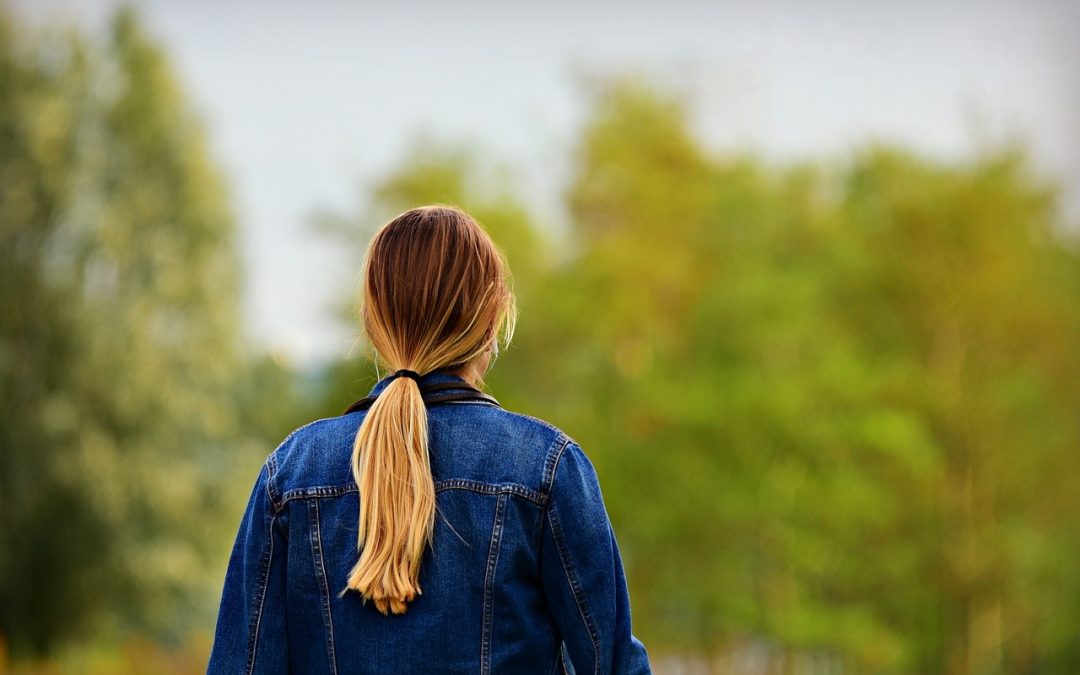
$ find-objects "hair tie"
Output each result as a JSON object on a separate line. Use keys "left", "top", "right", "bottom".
{"left": 391, "top": 369, "right": 422, "bottom": 384}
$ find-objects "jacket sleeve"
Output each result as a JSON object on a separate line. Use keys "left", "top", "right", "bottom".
{"left": 207, "top": 457, "right": 289, "bottom": 675}
{"left": 540, "top": 440, "right": 652, "bottom": 675}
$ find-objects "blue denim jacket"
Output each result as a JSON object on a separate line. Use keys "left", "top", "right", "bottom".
{"left": 208, "top": 370, "right": 652, "bottom": 674}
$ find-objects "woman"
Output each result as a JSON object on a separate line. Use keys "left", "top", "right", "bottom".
{"left": 208, "top": 205, "right": 651, "bottom": 674}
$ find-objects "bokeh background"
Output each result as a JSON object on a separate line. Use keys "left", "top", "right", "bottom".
{"left": 2, "top": 1, "right": 1079, "bottom": 673}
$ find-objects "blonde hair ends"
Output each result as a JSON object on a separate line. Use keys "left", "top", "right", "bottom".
{"left": 341, "top": 205, "right": 516, "bottom": 615}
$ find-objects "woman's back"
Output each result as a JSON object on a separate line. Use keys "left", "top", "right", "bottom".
{"left": 207, "top": 205, "right": 651, "bottom": 673}
{"left": 209, "top": 371, "right": 650, "bottom": 673}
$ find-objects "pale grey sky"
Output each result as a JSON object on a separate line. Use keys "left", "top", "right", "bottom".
{"left": 12, "top": 0, "right": 1080, "bottom": 366}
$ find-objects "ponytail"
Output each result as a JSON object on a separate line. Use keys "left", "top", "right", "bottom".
{"left": 342, "top": 372, "right": 435, "bottom": 615}
{"left": 340, "top": 204, "right": 516, "bottom": 614}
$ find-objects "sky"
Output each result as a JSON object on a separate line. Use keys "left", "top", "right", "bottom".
{"left": 11, "top": 0, "right": 1080, "bottom": 367}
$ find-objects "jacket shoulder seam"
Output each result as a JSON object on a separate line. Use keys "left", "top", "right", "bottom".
{"left": 541, "top": 435, "right": 573, "bottom": 501}
{"left": 263, "top": 455, "right": 282, "bottom": 509}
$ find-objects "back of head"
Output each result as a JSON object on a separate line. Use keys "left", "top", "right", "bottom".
{"left": 341, "top": 204, "right": 516, "bottom": 614}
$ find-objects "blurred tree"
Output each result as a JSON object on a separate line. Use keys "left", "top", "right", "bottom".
{"left": 555, "top": 78, "right": 1080, "bottom": 675}
{"left": 0, "top": 7, "right": 282, "bottom": 656}
{"left": 838, "top": 146, "right": 1080, "bottom": 674}
{"left": 0, "top": 7, "right": 114, "bottom": 655}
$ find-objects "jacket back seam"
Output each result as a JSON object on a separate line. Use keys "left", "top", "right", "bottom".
{"left": 244, "top": 506, "right": 277, "bottom": 675}
{"left": 308, "top": 499, "right": 339, "bottom": 675}
{"left": 547, "top": 503, "right": 602, "bottom": 675}
{"left": 480, "top": 492, "right": 508, "bottom": 675}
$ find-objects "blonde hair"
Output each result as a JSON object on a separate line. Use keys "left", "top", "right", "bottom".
{"left": 341, "top": 204, "right": 516, "bottom": 614}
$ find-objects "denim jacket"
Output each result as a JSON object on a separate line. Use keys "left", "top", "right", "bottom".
{"left": 207, "top": 370, "right": 652, "bottom": 674}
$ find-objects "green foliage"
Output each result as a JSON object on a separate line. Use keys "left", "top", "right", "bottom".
{"left": 0, "top": 6, "right": 293, "bottom": 657}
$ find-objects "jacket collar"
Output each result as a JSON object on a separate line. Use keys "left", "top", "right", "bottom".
{"left": 364, "top": 368, "right": 475, "bottom": 399}
{"left": 344, "top": 368, "right": 498, "bottom": 416}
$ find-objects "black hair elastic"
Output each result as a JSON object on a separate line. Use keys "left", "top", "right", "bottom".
{"left": 342, "top": 379, "right": 500, "bottom": 414}
{"left": 391, "top": 369, "right": 422, "bottom": 383}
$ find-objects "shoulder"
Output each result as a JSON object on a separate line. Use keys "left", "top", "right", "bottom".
{"left": 424, "top": 402, "right": 585, "bottom": 493}
{"left": 483, "top": 406, "right": 579, "bottom": 457}
{"left": 263, "top": 413, "right": 362, "bottom": 502}
{"left": 473, "top": 406, "right": 593, "bottom": 496}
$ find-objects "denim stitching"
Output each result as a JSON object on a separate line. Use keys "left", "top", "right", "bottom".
{"left": 265, "top": 454, "right": 282, "bottom": 509}
{"left": 547, "top": 503, "right": 601, "bottom": 675}
{"left": 279, "top": 480, "right": 546, "bottom": 506}
{"left": 245, "top": 500, "right": 276, "bottom": 675}
{"left": 439, "top": 401, "right": 499, "bottom": 408}
{"left": 281, "top": 484, "right": 358, "bottom": 503}
{"left": 309, "top": 499, "right": 339, "bottom": 675}
{"left": 481, "top": 492, "right": 508, "bottom": 675}
{"left": 436, "top": 478, "right": 546, "bottom": 505}
{"left": 537, "top": 439, "right": 570, "bottom": 550}
{"left": 541, "top": 436, "right": 572, "bottom": 499}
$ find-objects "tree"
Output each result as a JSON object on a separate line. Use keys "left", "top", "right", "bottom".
{"left": 0, "top": 7, "right": 265, "bottom": 655}
{"left": 554, "top": 77, "right": 1080, "bottom": 674}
